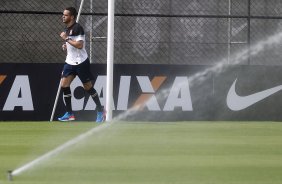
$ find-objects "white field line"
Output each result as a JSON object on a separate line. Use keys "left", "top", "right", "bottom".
{"left": 12, "top": 122, "right": 112, "bottom": 176}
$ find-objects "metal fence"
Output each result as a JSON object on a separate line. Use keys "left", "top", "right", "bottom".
{"left": 1, "top": 0, "right": 282, "bottom": 65}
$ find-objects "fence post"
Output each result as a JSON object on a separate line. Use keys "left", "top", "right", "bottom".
{"left": 247, "top": 0, "right": 251, "bottom": 65}
{"left": 106, "top": 0, "right": 115, "bottom": 121}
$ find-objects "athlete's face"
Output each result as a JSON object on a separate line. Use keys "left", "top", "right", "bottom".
{"left": 62, "top": 10, "right": 73, "bottom": 24}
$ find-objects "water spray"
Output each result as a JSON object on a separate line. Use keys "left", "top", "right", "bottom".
{"left": 7, "top": 122, "right": 112, "bottom": 180}
{"left": 114, "top": 31, "right": 282, "bottom": 121}
{"left": 6, "top": 30, "right": 282, "bottom": 181}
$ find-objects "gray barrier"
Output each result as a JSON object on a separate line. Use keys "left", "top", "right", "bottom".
{"left": 1, "top": 63, "right": 282, "bottom": 121}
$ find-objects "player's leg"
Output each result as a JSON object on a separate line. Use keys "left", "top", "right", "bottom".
{"left": 77, "top": 58, "right": 105, "bottom": 122}
{"left": 83, "top": 81, "right": 105, "bottom": 123}
{"left": 61, "top": 75, "right": 75, "bottom": 111}
{"left": 83, "top": 81, "right": 103, "bottom": 111}
{"left": 58, "top": 64, "right": 76, "bottom": 121}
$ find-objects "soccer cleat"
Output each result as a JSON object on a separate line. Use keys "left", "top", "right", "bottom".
{"left": 96, "top": 110, "right": 106, "bottom": 123}
{"left": 58, "top": 112, "right": 75, "bottom": 122}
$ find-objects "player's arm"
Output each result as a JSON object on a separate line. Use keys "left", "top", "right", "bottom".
{"left": 62, "top": 44, "right": 67, "bottom": 51}
{"left": 65, "top": 39, "right": 83, "bottom": 49}
{"left": 60, "top": 32, "right": 84, "bottom": 49}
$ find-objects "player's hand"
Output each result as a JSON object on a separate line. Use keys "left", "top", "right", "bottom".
{"left": 62, "top": 44, "right": 67, "bottom": 51}
{"left": 60, "top": 32, "right": 67, "bottom": 40}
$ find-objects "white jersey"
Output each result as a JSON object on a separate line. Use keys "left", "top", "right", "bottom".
{"left": 65, "top": 23, "right": 88, "bottom": 65}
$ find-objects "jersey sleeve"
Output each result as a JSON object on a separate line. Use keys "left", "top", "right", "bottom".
{"left": 72, "top": 24, "right": 85, "bottom": 41}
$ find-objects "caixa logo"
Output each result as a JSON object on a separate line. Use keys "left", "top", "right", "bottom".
{"left": 0, "top": 75, "right": 34, "bottom": 111}
{"left": 0, "top": 75, "right": 192, "bottom": 112}
{"left": 70, "top": 76, "right": 193, "bottom": 111}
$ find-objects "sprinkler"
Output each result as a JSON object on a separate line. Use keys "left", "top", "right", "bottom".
{"left": 7, "top": 170, "right": 13, "bottom": 181}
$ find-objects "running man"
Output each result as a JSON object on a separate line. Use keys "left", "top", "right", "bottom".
{"left": 58, "top": 7, "right": 105, "bottom": 122}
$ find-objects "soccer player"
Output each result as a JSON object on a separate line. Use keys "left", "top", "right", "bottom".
{"left": 58, "top": 7, "right": 105, "bottom": 122}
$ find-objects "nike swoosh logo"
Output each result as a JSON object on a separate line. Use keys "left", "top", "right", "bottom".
{"left": 227, "top": 79, "right": 282, "bottom": 111}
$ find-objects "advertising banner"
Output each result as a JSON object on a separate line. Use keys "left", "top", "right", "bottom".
{"left": 1, "top": 63, "right": 282, "bottom": 121}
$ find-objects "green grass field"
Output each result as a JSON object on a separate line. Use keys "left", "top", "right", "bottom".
{"left": 1, "top": 121, "right": 282, "bottom": 184}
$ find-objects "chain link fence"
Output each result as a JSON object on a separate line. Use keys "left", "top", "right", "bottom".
{"left": 1, "top": 0, "right": 282, "bottom": 65}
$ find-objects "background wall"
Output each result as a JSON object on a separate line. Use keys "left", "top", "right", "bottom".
{"left": 1, "top": 63, "right": 282, "bottom": 121}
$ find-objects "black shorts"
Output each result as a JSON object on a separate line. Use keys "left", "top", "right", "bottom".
{"left": 62, "top": 58, "right": 93, "bottom": 83}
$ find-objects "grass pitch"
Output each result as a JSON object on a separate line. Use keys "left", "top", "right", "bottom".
{"left": 1, "top": 121, "right": 282, "bottom": 184}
